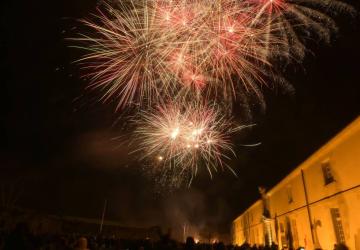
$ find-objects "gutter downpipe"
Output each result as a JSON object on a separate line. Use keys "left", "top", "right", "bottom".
{"left": 301, "top": 169, "right": 320, "bottom": 249}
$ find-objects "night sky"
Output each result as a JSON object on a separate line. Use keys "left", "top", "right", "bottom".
{"left": 1, "top": 0, "right": 360, "bottom": 240}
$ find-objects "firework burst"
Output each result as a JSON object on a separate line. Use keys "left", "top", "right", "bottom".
{"left": 72, "top": 0, "right": 283, "bottom": 108}
{"left": 132, "top": 101, "right": 256, "bottom": 186}
{"left": 72, "top": 0, "right": 175, "bottom": 109}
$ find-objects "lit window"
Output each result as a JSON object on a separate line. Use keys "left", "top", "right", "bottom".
{"left": 330, "top": 208, "right": 345, "bottom": 243}
{"left": 287, "top": 186, "right": 293, "bottom": 203}
{"left": 281, "top": 236, "right": 286, "bottom": 247}
{"left": 322, "top": 160, "right": 335, "bottom": 185}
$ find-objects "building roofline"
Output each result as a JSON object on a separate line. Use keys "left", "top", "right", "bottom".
{"left": 267, "top": 116, "right": 360, "bottom": 196}
{"left": 233, "top": 116, "right": 360, "bottom": 223}
{"left": 233, "top": 199, "right": 262, "bottom": 222}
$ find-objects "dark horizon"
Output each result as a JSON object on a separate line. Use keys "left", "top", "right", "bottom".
{"left": 2, "top": 0, "right": 360, "bottom": 241}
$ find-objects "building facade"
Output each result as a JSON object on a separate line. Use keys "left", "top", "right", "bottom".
{"left": 233, "top": 116, "right": 360, "bottom": 250}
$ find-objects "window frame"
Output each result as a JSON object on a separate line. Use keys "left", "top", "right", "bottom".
{"left": 322, "top": 160, "right": 335, "bottom": 185}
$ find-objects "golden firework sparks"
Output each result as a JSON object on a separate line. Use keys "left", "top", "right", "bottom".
{"left": 132, "top": 101, "right": 257, "bottom": 186}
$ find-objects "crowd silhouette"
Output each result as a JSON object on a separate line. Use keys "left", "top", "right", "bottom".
{"left": 0, "top": 222, "right": 350, "bottom": 250}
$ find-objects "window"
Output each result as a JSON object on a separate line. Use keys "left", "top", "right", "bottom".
{"left": 281, "top": 236, "right": 286, "bottom": 247}
{"left": 280, "top": 223, "right": 284, "bottom": 233}
{"left": 287, "top": 186, "right": 293, "bottom": 203}
{"left": 330, "top": 208, "right": 345, "bottom": 244}
{"left": 322, "top": 160, "right": 335, "bottom": 185}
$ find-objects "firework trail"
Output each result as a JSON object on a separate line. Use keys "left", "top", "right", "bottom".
{"left": 132, "top": 101, "right": 258, "bottom": 186}
{"left": 249, "top": 0, "right": 355, "bottom": 61}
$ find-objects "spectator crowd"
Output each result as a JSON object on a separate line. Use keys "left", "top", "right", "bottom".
{"left": 0, "top": 222, "right": 350, "bottom": 250}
